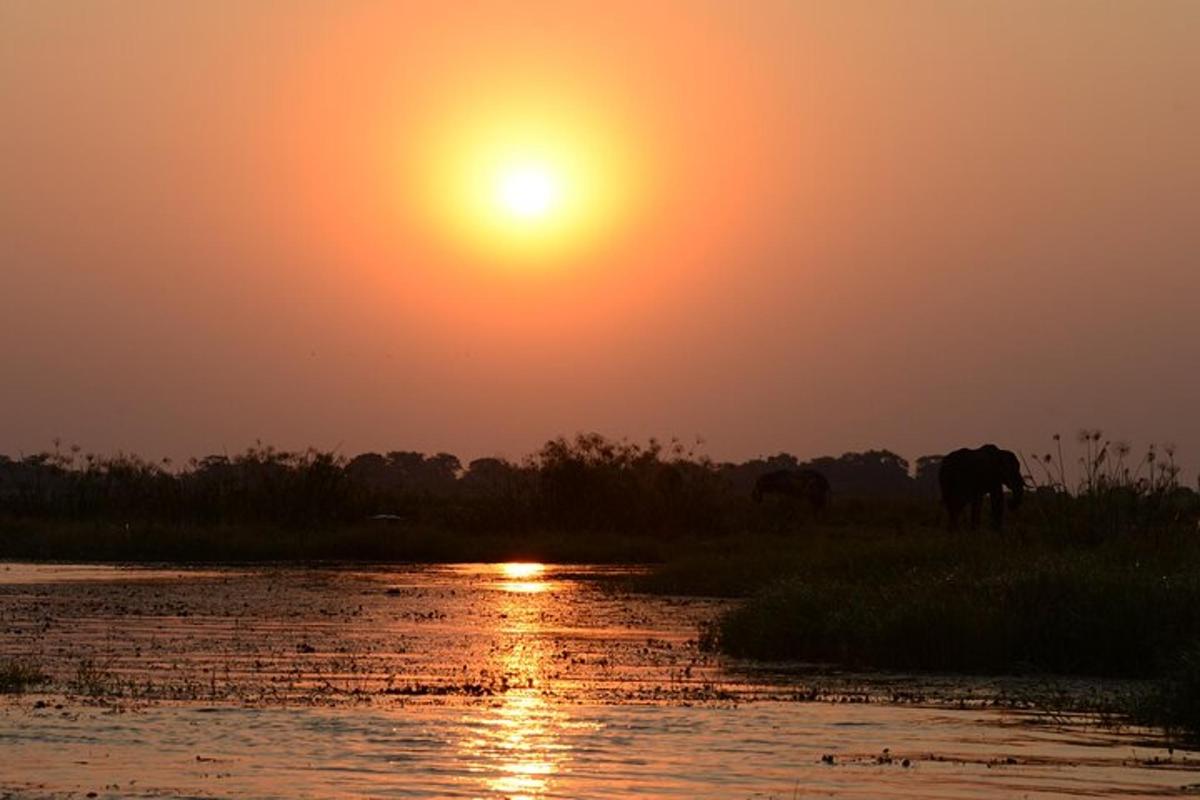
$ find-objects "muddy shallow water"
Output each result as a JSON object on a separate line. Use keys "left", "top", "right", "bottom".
{"left": 1, "top": 562, "right": 1197, "bottom": 798}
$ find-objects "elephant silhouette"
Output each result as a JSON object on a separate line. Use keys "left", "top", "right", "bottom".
{"left": 938, "top": 444, "right": 1024, "bottom": 530}
{"left": 752, "top": 468, "right": 830, "bottom": 512}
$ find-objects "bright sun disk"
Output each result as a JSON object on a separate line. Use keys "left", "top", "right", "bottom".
{"left": 496, "top": 164, "right": 561, "bottom": 221}
{"left": 412, "top": 90, "right": 639, "bottom": 268}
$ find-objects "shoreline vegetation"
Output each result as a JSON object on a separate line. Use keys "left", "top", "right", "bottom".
{"left": 4, "top": 432, "right": 1200, "bottom": 738}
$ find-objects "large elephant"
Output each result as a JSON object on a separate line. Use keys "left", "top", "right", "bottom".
{"left": 938, "top": 444, "right": 1024, "bottom": 530}
{"left": 752, "top": 468, "right": 830, "bottom": 512}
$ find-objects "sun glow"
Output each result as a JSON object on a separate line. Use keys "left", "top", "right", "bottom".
{"left": 410, "top": 88, "right": 639, "bottom": 269}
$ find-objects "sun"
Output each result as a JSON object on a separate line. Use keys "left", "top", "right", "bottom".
{"left": 409, "top": 88, "right": 640, "bottom": 269}
{"left": 495, "top": 162, "right": 562, "bottom": 221}
{"left": 468, "top": 141, "right": 580, "bottom": 244}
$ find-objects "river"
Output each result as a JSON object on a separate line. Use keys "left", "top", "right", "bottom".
{"left": 0, "top": 562, "right": 1196, "bottom": 798}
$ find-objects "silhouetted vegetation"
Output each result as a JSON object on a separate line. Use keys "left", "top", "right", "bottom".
{"left": 1021, "top": 431, "right": 1195, "bottom": 540}
{"left": 0, "top": 435, "right": 957, "bottom": 560}
{"left": 5, "top": 431, "right": 1192, "bottom": 556}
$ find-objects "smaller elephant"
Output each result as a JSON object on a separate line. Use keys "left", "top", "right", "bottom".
{"left": 752, "top": 468, "right": 830, "bottom": 512}
{"left": 938, "top": 444, "right": 1024, "bottom": 530}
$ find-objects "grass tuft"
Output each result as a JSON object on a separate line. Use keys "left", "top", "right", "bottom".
{"left": 0, "top": 658, "right": 49, "bottom": 693}
{"left": 69, "top": 658, "right": 121, "bottom": 697}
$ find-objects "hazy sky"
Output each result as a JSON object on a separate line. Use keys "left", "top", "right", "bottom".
{"left": 2, "top": 1, "right": 1198, "bottom": 472}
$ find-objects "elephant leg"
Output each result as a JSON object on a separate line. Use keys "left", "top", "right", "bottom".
{"left": 945, "top": 500, "right": 962, "bottom": 531}
{"left": 969, "top": 497, "right": 983, "bottom": 530}
{"left": 989, "top": 488, "right": 1005, "bottom": 529}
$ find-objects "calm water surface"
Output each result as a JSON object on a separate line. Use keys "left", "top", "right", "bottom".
{"left": 1, "top": 562, "right": 1197, "bottom": 798}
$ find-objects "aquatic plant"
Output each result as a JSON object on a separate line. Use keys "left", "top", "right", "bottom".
{"left": 0, "top": 658, "right": 48, "bottom": 693}
{"left": 69, "top": 658, "right": 122, "bottom": 697}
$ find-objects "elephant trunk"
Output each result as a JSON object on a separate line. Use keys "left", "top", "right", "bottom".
{"left": 1007, "top": 479, "right": 1024, "bottom": 510}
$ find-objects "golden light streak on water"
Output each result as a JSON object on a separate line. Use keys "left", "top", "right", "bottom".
{"left": 499, "top": 562, "right": 549, "bottom": 594}
{"left": 484, "top": 693, "right": 564, "bottom": 799}
{"left": 465, "top": 568, "right": 565, "bottom": 798}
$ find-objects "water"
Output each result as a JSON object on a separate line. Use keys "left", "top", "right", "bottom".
{"left": 1, "top": 562, "right": 1197, "bottom": 798}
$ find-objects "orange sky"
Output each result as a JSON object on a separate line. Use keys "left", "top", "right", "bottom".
{"left": 2, "top": 1, "right": 1198, "bottom": 469}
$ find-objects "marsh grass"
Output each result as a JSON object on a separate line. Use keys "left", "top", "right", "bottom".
{"left": 0, "top": 658, "right": 49, "bottom": 693}
{"left": 626, "top": 524, "right": 1200, "bottom": 677}
{"left": 651, "top": 524, "right": 1200, "bottom": 738}
{"left": 718, "top": 564, "right": 1200, "bottom": 676}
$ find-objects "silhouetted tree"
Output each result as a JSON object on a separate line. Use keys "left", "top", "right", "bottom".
{"left": 803, "top": 450, "right": 914, "bottom": 496}
{"left": 913, "top": 455, "right": 943, "bottom": 498}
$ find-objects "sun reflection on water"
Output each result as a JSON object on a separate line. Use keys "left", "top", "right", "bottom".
{"left": 498, "top": 561, "right": 549, "bottom": 594}
{"left": 500, "top": 562, "right": 545, "bottom": 580}
{"left": 457, "top": 562, "right": 572, "bottom": 798}
{"left": 483, "top": 692, "right": 564, "bottom": 799}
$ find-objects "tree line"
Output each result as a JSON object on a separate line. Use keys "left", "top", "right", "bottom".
{"left": 0, "top": 435, "right": 936, "bottom": 532}
{"left": 0, "top": 433, "right": 1194, "bottom": 536}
